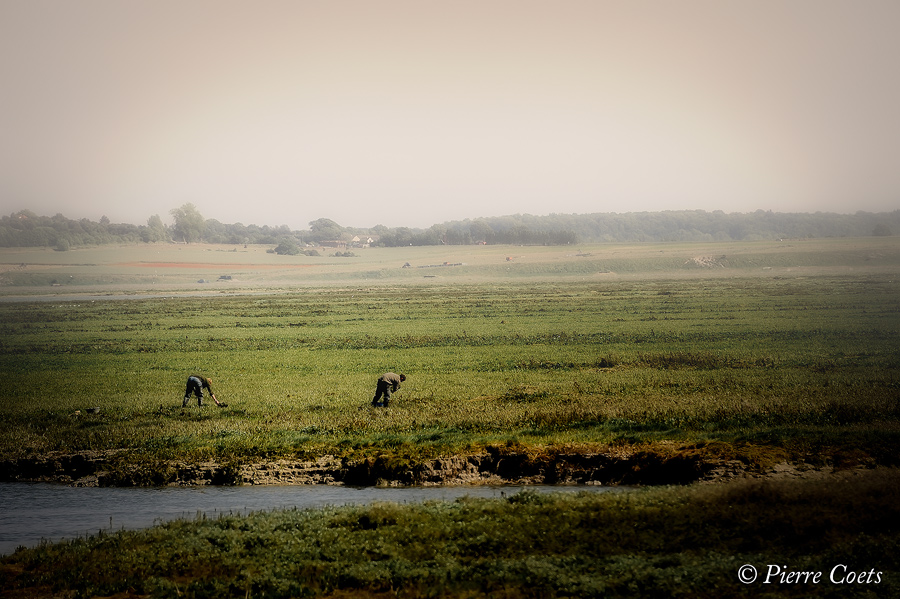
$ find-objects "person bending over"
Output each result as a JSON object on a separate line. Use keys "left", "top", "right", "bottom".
{"left": 183, "top": 375, "right": 220, "bottom": 407}
{"left": 372, "top": 372, "right": 405, "bottom": 407}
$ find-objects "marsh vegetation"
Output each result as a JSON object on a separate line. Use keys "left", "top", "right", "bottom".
{"left": 1, "top": 237, "right": 899, "bottom": 596}
{"left": 1, "top": 243, "right": 898, "bottom": 472}
{"left": 3, "top": 474, "right": 899, "bottom": 598}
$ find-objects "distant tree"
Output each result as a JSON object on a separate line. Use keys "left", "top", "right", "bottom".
{"left": 203, "top": 218, "right": 228, "bottom": 243}
{"left": 170, "top": 203, "right": 205, "bottom": 243}
{"left": 273, "top": 240, "right": 301, "bottom": 255}
{"left": 142, "top": 214, "right": 169, "bottom": 242}
{"left": 873, "top": 223, "right": 893, "bottom": 236}
{"left": 469, "top": 219, "right": 494, "bottom": 244}
{"left": 308, "top": 218, "right": 344, "bottom": 243}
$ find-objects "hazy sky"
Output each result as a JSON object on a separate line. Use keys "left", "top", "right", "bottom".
{"left": 2, "top": 1, "right": 898, "bottom": 230}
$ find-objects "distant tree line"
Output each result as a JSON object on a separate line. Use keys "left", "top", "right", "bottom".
{"left": 455, "top": 210, "right": 899, "bottom": 244}
{"left": 1, "top": 205, "right": 896, "bottom": 250}
{"left": 0, "top": 210, "right": 169, "bottom": 250}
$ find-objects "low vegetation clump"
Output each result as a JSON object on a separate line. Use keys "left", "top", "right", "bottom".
{"left": 2, "top": 472, "right": 899, "bottom": 598}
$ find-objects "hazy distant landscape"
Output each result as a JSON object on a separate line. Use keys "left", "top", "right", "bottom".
{"left": 2, "top": 233, "right": 899, "bottom": 295}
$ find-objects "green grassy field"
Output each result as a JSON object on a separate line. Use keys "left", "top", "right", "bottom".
{"left": 2, "top": 237, "right": 900, "bottom": 597}
{"left": 1, "top": 237, "right": 898, "bottom": 469}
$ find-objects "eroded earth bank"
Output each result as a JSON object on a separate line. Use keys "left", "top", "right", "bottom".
{"left": 0, "top": 445, "right": 877, "bottom": 488}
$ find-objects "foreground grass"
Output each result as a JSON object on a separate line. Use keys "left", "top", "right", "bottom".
{"left": 2, "top": 472, "right": 899, "bottom": 598}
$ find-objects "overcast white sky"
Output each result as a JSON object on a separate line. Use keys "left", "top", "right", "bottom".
{"left": 2, "top": 1, "right": 898, "bottom": 230}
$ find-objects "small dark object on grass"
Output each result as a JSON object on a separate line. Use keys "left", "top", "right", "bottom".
{"left": 85, "top": 407, "right": 100, "bottom": 414}
{"left": 217, "top": 403, "right": 228, "bottom": 408}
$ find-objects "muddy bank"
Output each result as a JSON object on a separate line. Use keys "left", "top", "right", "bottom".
{"left": 0, "top": 447, "right": 859, "bottom": 488}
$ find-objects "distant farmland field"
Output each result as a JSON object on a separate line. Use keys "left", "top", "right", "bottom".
{"left": 2, "top": 235, "right": 899, "bottom": 292}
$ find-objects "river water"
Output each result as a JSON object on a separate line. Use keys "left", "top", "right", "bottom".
{"left": 0, "top": 483, "right": 624, "bottom": 556}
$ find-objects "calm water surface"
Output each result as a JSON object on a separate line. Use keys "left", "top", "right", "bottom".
{"left": 0, "top": 483, "right": 623, "bottom": 555}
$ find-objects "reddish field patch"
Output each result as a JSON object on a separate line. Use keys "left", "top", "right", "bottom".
{"left": 116, "top": 262, "right": 315, "bottom": 269}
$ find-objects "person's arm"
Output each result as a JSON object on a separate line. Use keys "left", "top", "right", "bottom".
{"left": 205, "top": 379, "right": 220, "bottom": 405}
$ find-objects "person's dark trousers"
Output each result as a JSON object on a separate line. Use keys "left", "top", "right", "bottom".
{"left": 372, "top": 381, "right": 392, "bottom": 407}
{"left": 183, "top": 376, "right": 203, "bottom": 407}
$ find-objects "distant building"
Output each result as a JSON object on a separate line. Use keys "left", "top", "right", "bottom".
{"left": 349, "top": 235, "right": 376, "bottom": 248}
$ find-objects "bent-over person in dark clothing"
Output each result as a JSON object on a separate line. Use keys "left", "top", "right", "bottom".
{"left": 372, "top": 372, "right": 405, "bottom": 407}
{"left": 183, "top": 375, "right": 220, "bottom": 407}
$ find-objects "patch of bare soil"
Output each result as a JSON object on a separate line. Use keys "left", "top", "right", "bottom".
{"left": 114, "top": 262, "right": 314, "bottom": 269}
{"left": 687, "top": 255, "right": 728, "bottom": 268}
